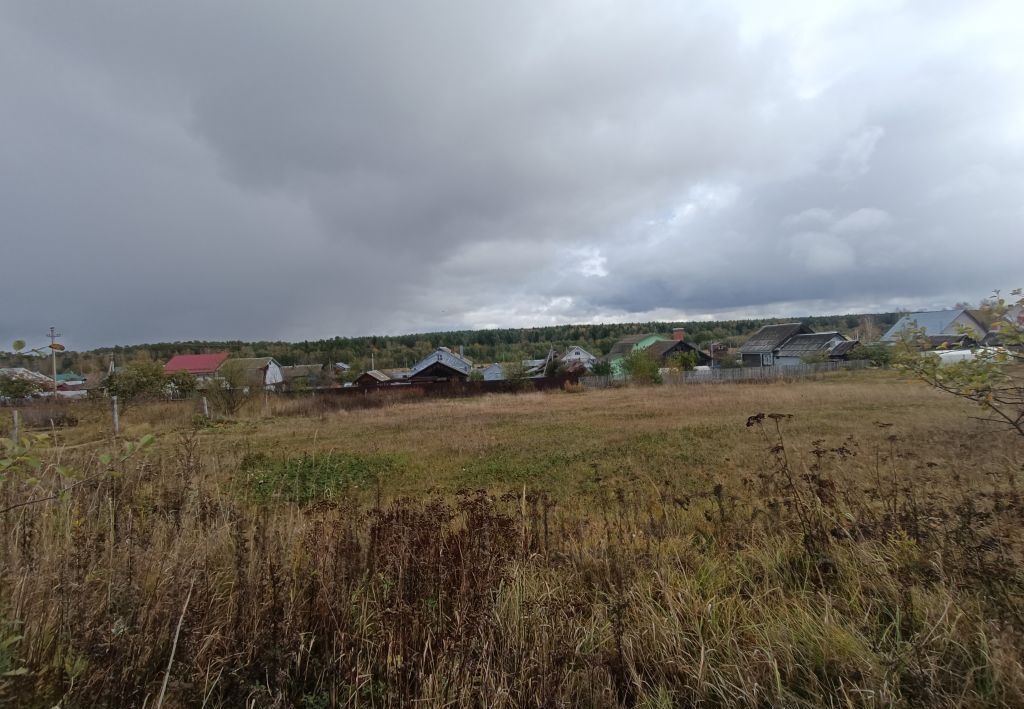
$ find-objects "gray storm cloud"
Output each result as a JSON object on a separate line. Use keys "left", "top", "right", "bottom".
{"left": 1, "top": 1, "right": 1022, "bottom": 349}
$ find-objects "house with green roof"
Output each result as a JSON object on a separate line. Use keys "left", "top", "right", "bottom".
{"left": 56, "top": 372, "right": 86, "bottom": 386}
{"left": 603, "top": 329, "right": 711, "bottom": 376}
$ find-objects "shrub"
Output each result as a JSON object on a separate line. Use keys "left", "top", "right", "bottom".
{"left": 105, "top": 361, "right": 168, "bottom": 411}
{"left": 846, "top": 342, "right": 892, "bottom": 366}
{"left": 621, "top": 349, "right": 662, "bottom": 384}
{"left": 667, "top": 350, "right": 698, "bottom": 371}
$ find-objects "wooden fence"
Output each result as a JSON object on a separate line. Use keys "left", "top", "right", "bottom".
{"left": 581, "top": 360, "right": 872, "bottom": 389}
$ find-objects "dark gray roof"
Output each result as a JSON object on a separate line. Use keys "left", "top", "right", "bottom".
{"left": 738, "top": 323, "right": 813, "bottom": 354}
{"left": 775, "top": 332, "right": 845, "bottom": 357}
{"left": 646, "top": 339, "right": 705, "bottom": 360}
{"left": 358, "top": 369, "right": 391, "bottom": 382}
{"left": 828, "top": 340, "right": 859, "bottom": 357}
{"left": 605, "top": 334, "right": 657, "bottom": 359}
{"left": 409, "top": 347, "right": 473, "bottom": 377}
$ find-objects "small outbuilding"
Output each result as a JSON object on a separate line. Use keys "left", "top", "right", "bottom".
{"left": 354, "top": 370, "right": 393, "bottom": 387}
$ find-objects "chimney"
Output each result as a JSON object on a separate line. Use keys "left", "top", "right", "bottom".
{"left": 459, "top": 345, "right": 464, "bottom": 358}
{"left": 672, "top": 327, "right": 686, "bottom": 342}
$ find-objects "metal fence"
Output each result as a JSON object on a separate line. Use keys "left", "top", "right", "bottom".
{"left": 581, "top": 359, "right": 872, "bottom": 389}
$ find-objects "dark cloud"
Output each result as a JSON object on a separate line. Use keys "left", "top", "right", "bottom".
{"left": 1, "top": 1, "right": 1021, "bottom": 349}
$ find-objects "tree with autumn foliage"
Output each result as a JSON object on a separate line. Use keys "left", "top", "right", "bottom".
{"left": 897, "top": 289, "right": 1023, "bottom": 438}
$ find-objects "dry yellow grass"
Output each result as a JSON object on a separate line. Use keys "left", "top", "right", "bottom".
{"left": 1, "top": 369, "right": 1022, "bottom": 706}
{"left": 85, "top": 368, "right": 1013, "bottom": 500}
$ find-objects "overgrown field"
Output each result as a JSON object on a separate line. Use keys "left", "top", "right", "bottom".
{"left": 1, "top": 370, "right": 1023, "bottom": 706}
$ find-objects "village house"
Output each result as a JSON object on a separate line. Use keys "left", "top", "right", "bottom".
{"left": 772, "top": 332, "right": 849, "bottom": 366}
{"left": 645, "top": 329, "right": 713, "bottom": 368}
{"left": 354, "top": 369, "right": 393, "bottom": 386}
{"left": 0, "top": 368, "right": 54, "bottom": 394}
{"left": 737, "top": 323, "right": 814, "bottom": 367}
{"left": 604, "top": 329, "right": 711, "bottom": 375}
{"left": 220, "top": 357, "right": 284, "bottom": 390}
{"left": 560, "top": 346, "right": 598, "bottom": 369}
{"left": 738, "top": 324, "right": 858, "bottom": 366}
{"left": 480, "top": 363, "right": 505, "bottom": 381}
{"left": 881, "top": 309, "right": 986, "bottom": 343}
{"left": 352, "top": 347, "right": 472, "bottom": 386}
{"left": 827, "top": 340, "right": 860, "bottom": 360}
{"left": 280, "top": 364, "right": 328, "bottom": 390}
{"left": 406, "top": 347, "right": 473, "bottom": 382}
{"left": 55, "top": 372, "right": 86, "bottom": 387}
{"left": 163, "top": 352, "right": 230, "bottom": 382}
{"left": 602, "top": 333, "right": 668, "bottom": 376}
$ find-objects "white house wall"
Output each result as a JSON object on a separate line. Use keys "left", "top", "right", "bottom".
{"left": 265, "top": 361, "right": 284, "bottom": 388}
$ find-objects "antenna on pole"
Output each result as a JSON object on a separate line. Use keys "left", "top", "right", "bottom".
{"left": 46, "top": 326, "right": 62, "bottom": 396}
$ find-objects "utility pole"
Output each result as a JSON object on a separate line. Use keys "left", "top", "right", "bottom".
{"left": 47, "top": 326, "right": 62, "bottom": 396}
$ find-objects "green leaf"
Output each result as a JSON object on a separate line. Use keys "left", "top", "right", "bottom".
{"left": 99, "top": 453, "right": 113, "bottom": 466}
{"left": 24, "top": 457, "right": 42, "bottom": 470}
{"left": 138, "top": 433, "right": 155, "bottom": 448}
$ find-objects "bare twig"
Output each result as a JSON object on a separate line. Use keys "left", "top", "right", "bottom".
{"left": 157, "top": 576, "right": 195, "bottom": 709}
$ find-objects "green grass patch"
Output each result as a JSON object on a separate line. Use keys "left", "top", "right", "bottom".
{"left": 239, "top": 451, "right": 400, "bottom": 503}
{"left": 458, "top": 446, "right": 586, "bottom": 488}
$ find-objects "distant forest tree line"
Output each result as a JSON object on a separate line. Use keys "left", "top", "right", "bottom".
{"left": 2, "top": 313, "right": 900, "bottom": 378}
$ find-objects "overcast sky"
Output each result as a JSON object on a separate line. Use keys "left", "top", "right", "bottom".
{"left": 2, "top": 1, "right": 1022, "bottom": 350}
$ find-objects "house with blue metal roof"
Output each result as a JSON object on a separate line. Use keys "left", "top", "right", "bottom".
{"left": 881, "top": 309, "right": 985, "bottom": 343}
{"left": 407, "top": 347, "right": 474, "bottom": 381}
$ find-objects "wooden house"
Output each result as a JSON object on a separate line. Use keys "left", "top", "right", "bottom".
{"left": 406, "top": 347, "right": 473, "bottom": 381}
{"left": 773, "top": 332, "right": 848, "bottom": 366}
{"left": 737, "top": 323, "right": 813, "bottom": 367}
{"left": 219, "top": 357, "right": 284, "bottom": 390}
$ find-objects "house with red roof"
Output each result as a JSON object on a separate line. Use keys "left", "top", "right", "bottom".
{"left": 163, "top": 352, "right": 230, "bottom": 382}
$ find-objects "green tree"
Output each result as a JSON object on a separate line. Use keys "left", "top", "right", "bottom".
{"left": 501, "top": 360, "right": 532, "bottom": 391}
{"left": 846, "top": 342, "right": 892, "bottom": 366}
{"left": 167, "top": 370, "right": 197, "bottom": 398}
{"left": 0, "top": 376, "right": 42, "bottom": 401}
{"left": 667, "top": 350, "right": 698, "bottom": 371}
{"left": 105, "top": 361, "right": 167, "bottom": 412}
{"left": 502, "top": 360, "right": 529, "bottom": 380}
{"left": 205, "top": 361, "right": 253, "bottom": 415}
{"left": 621, "top": 349, "right": 662, "bottom": 384}
{"left": 897, "top": 289, "right": 1023, "bottom": 438}
{"left": 590, "top": 360, "right": 612, "bottom": 377}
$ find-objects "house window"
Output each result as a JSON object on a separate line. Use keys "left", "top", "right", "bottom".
{"left": 762, "top": 354, "right": 773, "bottom": 366}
